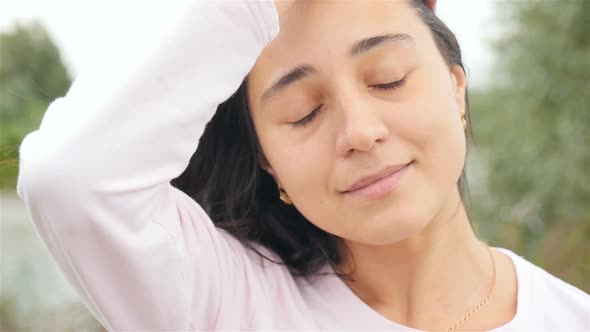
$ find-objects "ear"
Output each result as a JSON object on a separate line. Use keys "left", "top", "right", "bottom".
{"left": 450, "top": 65, "right": 467, "bottom": 118}
{"left": 423, "top": 0, "right": 437, "bottom": 11}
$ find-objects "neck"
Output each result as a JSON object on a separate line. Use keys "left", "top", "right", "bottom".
{"left": 335, "top": 190, "right": 494, "bottom": 329}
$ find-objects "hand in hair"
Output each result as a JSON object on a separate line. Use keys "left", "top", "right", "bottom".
{"left": 423, "top": 0, "right": 437, "bottom": 11}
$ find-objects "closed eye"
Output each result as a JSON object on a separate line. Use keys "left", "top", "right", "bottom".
{"left": 370, "top": 77, "right": 407, "bottom": 90}
{"left": 292, "top": 104, "right": 323, "bottom": 128}
{"left": 291, "top": 77, "right": 406, "bottom": 128}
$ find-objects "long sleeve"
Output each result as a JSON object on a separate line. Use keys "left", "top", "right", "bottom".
{"left": 16, "top": 1, "right": 280, "bottom": 330}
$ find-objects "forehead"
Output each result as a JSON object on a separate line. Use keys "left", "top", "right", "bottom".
{"left": 248, "top": 1, "right": 430, "bottom": 103}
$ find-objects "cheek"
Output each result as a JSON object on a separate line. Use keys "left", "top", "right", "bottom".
{"left": 258, "top": 126, "right": 350, "bottom": 236}
{"left": 398, "top": 83, "right": 466, "bottom": 187}
{"left": 258, "top": 127, "right": 332, "bottom": 201}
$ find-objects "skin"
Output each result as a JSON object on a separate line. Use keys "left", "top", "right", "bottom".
{"left": 250, "top": 1, "right": 518, "bottom": 330}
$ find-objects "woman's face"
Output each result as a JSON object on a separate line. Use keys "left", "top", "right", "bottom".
{"left": 247, "top": 1, "right": 467, "bottom": 245}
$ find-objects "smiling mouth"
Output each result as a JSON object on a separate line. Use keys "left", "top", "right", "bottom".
{"left": 342, "top": 162, "right": 412, "bottom": 200}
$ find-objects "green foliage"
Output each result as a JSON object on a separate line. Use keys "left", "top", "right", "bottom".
{"left": 0, "top": 21, "right": 72, "bottom": 189}
{"left": 470, "top": 1, "right": 589, "bottom": 291}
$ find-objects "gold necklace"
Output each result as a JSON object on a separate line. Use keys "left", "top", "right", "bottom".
{"left": 445, "top": 244, "right": 497, "bottom": 332}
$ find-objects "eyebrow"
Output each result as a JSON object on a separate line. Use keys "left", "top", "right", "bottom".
{"left": 261, "top": 65, "right": 318, "bottom": 102}
{"left": 350, "top": 33, "right": 414, "bottom": 56}
{"left": 261, "top": 33, "right": 415, "bottom": 104}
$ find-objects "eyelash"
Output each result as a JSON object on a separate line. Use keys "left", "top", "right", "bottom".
{"left": 291, "top": 77, "right": 407, "bottom": 128}
{"left": 292, "top": 104, "right": 323, "bottom": 127}
{"left": 369, "top": 76, "right": 407, "bottom": 90}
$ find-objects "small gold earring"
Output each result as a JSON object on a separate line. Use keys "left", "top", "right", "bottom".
{"left": 279, "top": 189, "right": 293, "bottom": 205}
{"left": 462, "top": 116, "right": 467, "bottom": 130}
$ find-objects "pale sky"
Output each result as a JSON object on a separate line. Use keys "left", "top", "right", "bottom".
{"left": 0, "top": 0, "right": 497, "bottom": 87}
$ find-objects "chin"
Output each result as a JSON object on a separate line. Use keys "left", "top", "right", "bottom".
{"left": 354, "top": 210, "right": 432, "bottom": 246}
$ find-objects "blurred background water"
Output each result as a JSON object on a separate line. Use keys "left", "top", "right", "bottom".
{"left": 1, "top": 191, "right": 103, "bottom": 330}
{"left": 1, "top": 1, "right": 588, "bottom": 330}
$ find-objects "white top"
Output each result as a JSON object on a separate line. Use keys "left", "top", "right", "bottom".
{"left": 16, "top": 1, "right": 590, "bottom": 330}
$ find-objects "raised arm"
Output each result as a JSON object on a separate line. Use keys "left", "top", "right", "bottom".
{"left": 17, "top": 2, "right": 279, "bottom": 330}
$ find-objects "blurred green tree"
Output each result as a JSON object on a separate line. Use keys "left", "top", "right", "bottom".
{"left": 0, "top": 21, "right": 72, "bottom": 188}
{"left": 470, "top": 1, "right": 589, "bottom": 291}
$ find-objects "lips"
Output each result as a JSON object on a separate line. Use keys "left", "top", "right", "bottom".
{"left": 342, "top": 162, "right": 412, "bottom": 194}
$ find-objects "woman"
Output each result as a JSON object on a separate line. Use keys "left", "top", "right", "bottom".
{"left": 17, "top": 0, "right": 588, "bottom": 330}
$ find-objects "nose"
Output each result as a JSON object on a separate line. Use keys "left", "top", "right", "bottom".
{"left": 334, "top": 90, "right": 389, "bottom": 157}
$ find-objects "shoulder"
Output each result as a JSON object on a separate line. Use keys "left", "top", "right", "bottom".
{"left": 496, "top": 248, "right": 590, "bottom": 330}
